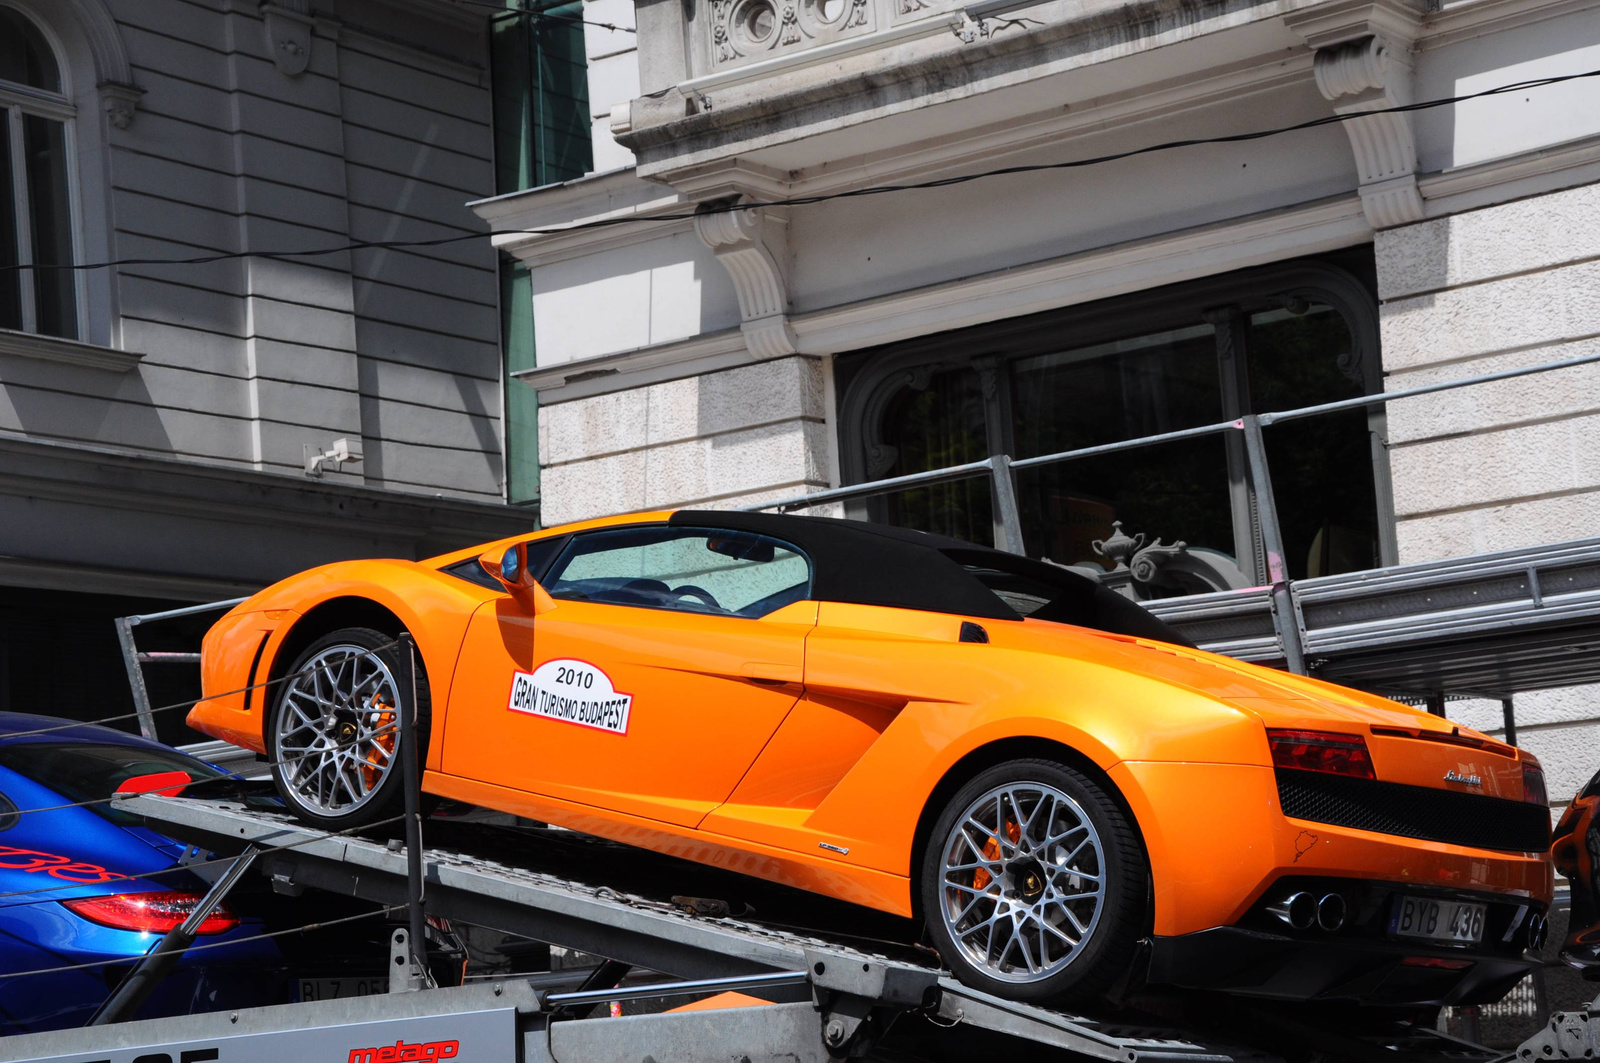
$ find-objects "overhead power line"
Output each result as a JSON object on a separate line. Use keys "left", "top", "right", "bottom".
{"left": 461, "top": 0, "right": 637, "bottom": 32}
{"left": 3, "top": 66, "right": 1596, "bottom": 275}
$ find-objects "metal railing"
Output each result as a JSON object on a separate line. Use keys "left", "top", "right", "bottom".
{"left": 746, "top": 348, "right": 1600, "bottom": 677}
{"left": 115, "top": 597, "right": 248, "bottom": 740}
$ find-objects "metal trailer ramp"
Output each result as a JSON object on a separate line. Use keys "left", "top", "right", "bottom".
{"left": 0, "top": 793, "right": 1304, "bottom": 1063}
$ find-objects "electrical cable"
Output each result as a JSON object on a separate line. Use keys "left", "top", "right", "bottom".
{"left": 0, "top": 814, "right": 407, "bottom": 905}
{"left": 0, "top": 638, "right": 402, "bottom": 742}
{"left": 0, "top": 904, "right": 410, "bottom": 982}
{"left": 1, "top": 66, "right": 1595, "bottom": 275}
{"left": 1, "top": 719, "right": 402, "bottom": 820}
{"left": 470, "top": 0, "right": 636, "bottom": 33}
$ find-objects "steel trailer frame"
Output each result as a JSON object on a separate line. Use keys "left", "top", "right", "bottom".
{"left": 0, "top": 792, "right": 1303, "bottom": 1063}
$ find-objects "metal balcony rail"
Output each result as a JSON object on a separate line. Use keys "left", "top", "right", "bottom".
{"left": 745, "top": 347, "right": 1600, "bottom": 689}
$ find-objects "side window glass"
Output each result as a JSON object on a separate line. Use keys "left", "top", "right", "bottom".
{"left": 544, "top": 526, "right": 811, "bottom": 618}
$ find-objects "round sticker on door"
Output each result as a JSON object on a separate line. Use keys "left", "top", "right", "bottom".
{"left": 508, "top": 659, "right": 632, "bottom": 735}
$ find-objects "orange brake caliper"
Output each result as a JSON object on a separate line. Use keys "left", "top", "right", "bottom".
{"left": 971, "top": 818, "right": 1021, "bottom": 890}
{"left": 362, "top": 695, "right": 398, "bottom": 789}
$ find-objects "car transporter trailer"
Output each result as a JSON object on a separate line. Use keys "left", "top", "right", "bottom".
{"left": 3, "top": 788, "right": 1597, "bottom": 1063}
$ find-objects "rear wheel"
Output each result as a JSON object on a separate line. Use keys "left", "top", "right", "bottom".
{"left": 919, "top": 758, "right": 1146, "bottom": 1003}
{"left": 267, "top": 627, "right": 426, "bottom": 830}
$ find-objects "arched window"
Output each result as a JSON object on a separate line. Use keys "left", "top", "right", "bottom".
{"left": 0, "top": 4, "right": 78, "bottom": 339}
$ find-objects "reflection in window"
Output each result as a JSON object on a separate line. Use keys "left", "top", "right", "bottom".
{"left": 1247, "top": 304, "right": 1379, "bottom": 577}
{"left": 545, "top": 526, "right": 812, "bottom": 617}
{"left": 0, "top": 5, "right": 78, "bottom": 339}
{"left": 878, "top": 367, "right": 993, "bottom": 546}
{"left": 850, "top": 261, "right": 1386, "bottom": 597}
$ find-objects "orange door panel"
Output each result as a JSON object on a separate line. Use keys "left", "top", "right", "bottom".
{"left": 442, "top": 597, "right": 815, "bottom": 827}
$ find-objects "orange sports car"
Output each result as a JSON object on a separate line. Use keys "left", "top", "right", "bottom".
{"left": 189, "top": 511, "right": 1554, "bottom": 1005}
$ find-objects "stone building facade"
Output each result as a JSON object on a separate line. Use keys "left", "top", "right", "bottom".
{"left": 0, "top": 0, "right": 537, "bottom": 735}
{"left": 478, "top": 0, "right": 1600, "bottom": 816}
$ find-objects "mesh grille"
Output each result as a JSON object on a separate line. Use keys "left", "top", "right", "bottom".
{"left": 1276, "top": 769, "right": 1551, "bottom": 853}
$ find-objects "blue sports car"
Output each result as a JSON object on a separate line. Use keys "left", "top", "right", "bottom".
{"left": 0, "top": 714, "right": 283, "bottom": 1033}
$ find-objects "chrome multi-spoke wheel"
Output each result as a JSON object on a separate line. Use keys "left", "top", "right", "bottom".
{"left": 921, "top": 759, "right": 1145, "bottom": 1002}
{"left": 938, "top": 783, "right": 1106, "bottom": 983}
{"left": 273, "top": 636, "right": 403, "bottom": 821}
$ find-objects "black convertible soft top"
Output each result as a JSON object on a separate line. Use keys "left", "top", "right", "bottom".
{"left": 669, "top": 510, "right": 1190, "bottom": 646}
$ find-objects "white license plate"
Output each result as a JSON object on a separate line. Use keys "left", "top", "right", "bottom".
{"left": 1388, "top": 897, "right": 1487, "bottom": 944}
{"left": 294, "top": 976, "right": 390, "bottom": 1001}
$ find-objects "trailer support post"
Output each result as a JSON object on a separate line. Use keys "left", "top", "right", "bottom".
{"left": 398, "top": 633, "right": 429, "bottom": 989}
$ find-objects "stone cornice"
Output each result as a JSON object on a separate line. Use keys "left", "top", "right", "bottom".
{"left": 618, "top": 0, "right": 1304, "bottom": 174}
{"left": 526, "top": 195, "right": 1370, "bottom": 401}
{"left": 0, "top": 432, "right": 530, "bottom": 543}
{"left": 0, "top": 328, "right": 142, "bottom": 371}
{"left": 470, "top": 171, "right": 692, "bottom": 267}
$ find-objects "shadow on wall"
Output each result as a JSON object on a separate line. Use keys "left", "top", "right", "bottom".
{"left": 0, "top": 360, "right": 179, "bottom": 455}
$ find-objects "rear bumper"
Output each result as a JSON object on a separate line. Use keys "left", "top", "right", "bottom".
{"left": 1146, "top": 877, "right": 1545, "bottom": 1006}
{"left": 1111, "top": 761, "right": 1554, "bottom": 937}
{"left": 1148, "top": 924, "right": 1537, "bottom": 1006}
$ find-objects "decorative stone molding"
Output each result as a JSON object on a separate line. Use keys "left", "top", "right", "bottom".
{"left": 98, "top": 81, "right": 143, "bottom": 129}
{"left": 698, "top": 0, "right": 875, "bottom": 73}
{"left": 1286, "top": 0, "right": 1426, "bottom": 230}
{"left": 1311, "top": 35, "right": 1423, "bottom": 229}
{"left": 692, "top": 202, "right": 798, "bottom": 358}
{"left": 0, "top": 328, "right": 142, "bottom": 371}
{"left": 262, "top": 1, "right": 315, "bottom": 76}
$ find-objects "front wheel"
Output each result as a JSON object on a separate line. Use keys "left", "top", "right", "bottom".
{"left": 919, "top": 758, "right": 1147, "bottom": 1003}
{"left": 267, "top": 627, "right": 427, "bottom": 830}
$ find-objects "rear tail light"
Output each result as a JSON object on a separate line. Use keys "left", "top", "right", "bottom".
{"left": 62, "top": 891, "right": 239, "bottom": 935}
{"left": 1522, "top": 765, "right": 1548, "bottom": 806}
{"left": 114, "top": 771, "right": 191, "bottom": 798}
{"left": 1267, "top": 730, "right": 1376, "bottom": 779}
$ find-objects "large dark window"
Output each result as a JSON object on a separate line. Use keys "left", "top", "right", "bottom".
{"left": 839, "top": 254, "right": 1391, "bottom": 598}
{"left": 0, "top": 5, "right": 77, "bottom": 339}
{"left": 490, "top": 1, "right": 595, "bottom": 508}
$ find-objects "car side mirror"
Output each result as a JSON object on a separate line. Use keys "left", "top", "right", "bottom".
{"left": 479, "top": 543, "right": 557, "bottom": 615}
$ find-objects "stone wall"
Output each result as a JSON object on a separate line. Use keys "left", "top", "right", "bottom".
{"left": 1377, "top": 181, "right": 1600, "bottom": 815}
{"left": 537, "top": 356, "right": 830, "bottom": 525}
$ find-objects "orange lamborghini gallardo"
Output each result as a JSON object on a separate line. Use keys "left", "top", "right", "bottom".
{"left": 189, "top": 511, "right": 1554, "bottom": 1005}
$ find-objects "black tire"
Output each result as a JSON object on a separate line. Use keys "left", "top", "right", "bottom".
{"left": 266, "top": 627, "right": 429, "bottom": 831}
{"left": 919, "top": 758, "right": 1146, "bottom": 1003}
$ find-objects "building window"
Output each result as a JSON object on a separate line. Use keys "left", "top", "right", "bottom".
{"left": 491, "top": 1, "right": 594, "bottom": 507}
{"left": 837, "top": 254, "right": 1393, "bottom": 596}
{"left": 0, "top": 5, "right": 78, "bottom": 340}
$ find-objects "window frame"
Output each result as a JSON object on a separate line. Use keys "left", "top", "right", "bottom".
{"left": 836, "top": 258, "right": 1396, "bottom": 581}
{"left": 542, "top": 524, "right": 815, "bottom": 619}
{"left": 0, "top": 4, "right": 83, "bottom": 341}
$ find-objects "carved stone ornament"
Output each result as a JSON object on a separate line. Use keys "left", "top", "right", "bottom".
{"left": 1311, "top": 35, "right": 1424, "bottom": 229}
{"left": 98, "top": 81, "right": 143, "bottom": 129}
{"left": 262, "top": 1, "right": 315, "bottom": 76}
{"left": 706, "top": 0, "right": 874, "bottom": 70}
{"left": 693, "top": 202, "right": 798, "bottom": 359}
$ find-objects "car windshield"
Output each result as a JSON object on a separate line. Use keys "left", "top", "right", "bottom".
{"left": 0, "top": 741, "right": 226, "bottom": 826}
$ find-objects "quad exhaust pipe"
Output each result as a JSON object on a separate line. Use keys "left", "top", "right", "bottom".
{"left": 1316, "top": 892, "right": 1346, "bottom": 932}
{"left": 1527, "top": 912, "right": 1548, "bottom": 950}
{"left": 1268, "top": 891, "right": 1346, "bottom": 932}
